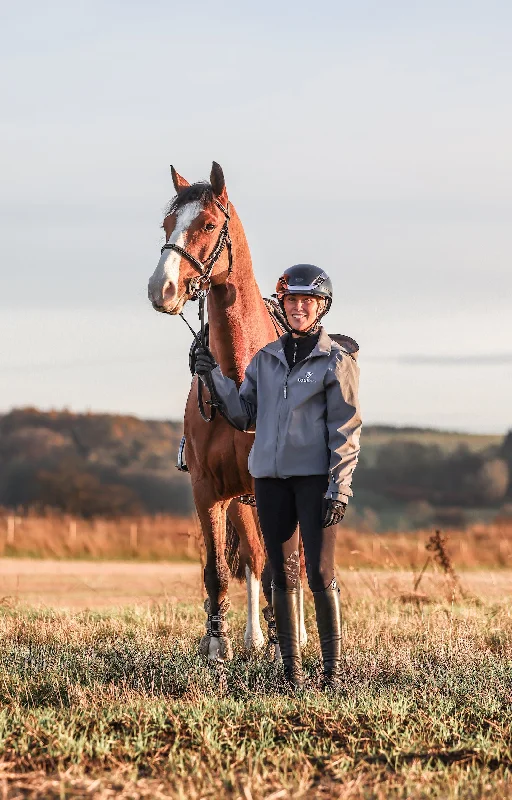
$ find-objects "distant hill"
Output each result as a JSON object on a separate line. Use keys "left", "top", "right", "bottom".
{"left": 0, "top": 408, "right": 191, "bottom": 516}
{"left": 0, "top": 408, "right": 510, "bottom": 530}
{"left": 361, "top": 426, "right": 500, "bottom": 463}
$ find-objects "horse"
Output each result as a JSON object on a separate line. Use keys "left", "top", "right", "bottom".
{"left": 148, "top": 162, "right": 307, "bottom": 661}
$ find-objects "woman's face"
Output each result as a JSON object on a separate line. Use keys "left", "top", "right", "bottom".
{"left": 283, "top": 293, "right": 322, "bottom": 333}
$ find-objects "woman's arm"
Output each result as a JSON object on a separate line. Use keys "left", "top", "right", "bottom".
{"left": 202, "top": 356, "right": 258, "bottom": 432}
{"left": 324, "top": 354, "right": 362, "bottom": 502}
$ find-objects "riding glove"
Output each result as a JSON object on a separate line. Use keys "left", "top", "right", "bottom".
{"left": 322, "top": 499, "right": 346, "bottom": 528}
{"left": 194, "top": 346, "right": 218, "bottom": 376}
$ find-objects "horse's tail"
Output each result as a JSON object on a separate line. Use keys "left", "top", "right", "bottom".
{"left": 225, "top": 516, "right": 245, "bottom": 582}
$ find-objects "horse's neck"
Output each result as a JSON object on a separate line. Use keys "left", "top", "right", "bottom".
{"left": 207, "top": 209, "right": 277, "bottom": 385}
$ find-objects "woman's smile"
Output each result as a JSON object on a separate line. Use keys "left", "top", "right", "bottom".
{"left": 283, "top": 294, "right": 321, "bottom": 332}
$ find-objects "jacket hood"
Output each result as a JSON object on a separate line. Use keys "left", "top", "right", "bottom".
{"left": 329, "top": 334, "right": 359, "bottom": 361}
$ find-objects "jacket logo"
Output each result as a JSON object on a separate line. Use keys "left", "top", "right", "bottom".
{"left": 298, "top": 371, "right": 315, "bottom": 383}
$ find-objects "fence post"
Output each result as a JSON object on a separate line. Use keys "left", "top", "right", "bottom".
{"left": 6, "top": 516, "right": 15, "bottom": 545}
{"left": 69, "top": 520, "right": 77, "bottom": 545}
{"left": 187, "top": 528, "right": 194, "bottom": 558}
{"left": 130, "top": 523, "right": 138, "bottom": 550}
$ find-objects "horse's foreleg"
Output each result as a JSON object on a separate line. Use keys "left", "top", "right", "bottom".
{"left": 195, "top": 491, "right": 233, "bottom": 662}
{"left": 227, "top": 500, "right": 265, "bottom": 652}
{"left": 244, "top": 565, "right": 265, "bottom": 651}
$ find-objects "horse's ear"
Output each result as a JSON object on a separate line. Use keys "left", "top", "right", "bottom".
{"left": 170, "top": 165, "right": 190, "bottom": 193}
{"left": 210, "top": 161, "right": 228, "bottom": 204}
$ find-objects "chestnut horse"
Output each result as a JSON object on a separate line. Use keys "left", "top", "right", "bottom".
{"left": 149, "top": 162, "right": 305, "bottom": 660}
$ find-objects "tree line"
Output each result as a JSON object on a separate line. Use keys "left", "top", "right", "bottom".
{"left": 0, "top": 409, "right": 510, "bottom": 524}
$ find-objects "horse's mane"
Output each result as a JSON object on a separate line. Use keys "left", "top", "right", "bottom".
{"left": 163, "top": 182, "right": 214, "bottom": 220}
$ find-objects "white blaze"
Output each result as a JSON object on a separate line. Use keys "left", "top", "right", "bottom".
{"left": 148, "top": 200, "right": 202, "bottom": 305}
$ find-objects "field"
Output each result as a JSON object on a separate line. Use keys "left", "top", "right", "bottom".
{"left": 1, "top": 548, "right": 512, "bottom": 798}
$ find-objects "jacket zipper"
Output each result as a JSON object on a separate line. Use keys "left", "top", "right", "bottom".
{"left": 284, "top": 350, "right": 319, "bottom": 399}
{"left": 284, "top": 349, "right": 319, "bottom": 398}
{"left": 276, "top": 350, "right": 326, "bottom": 473}
{"left": 284, "top": 341, "right": 297, "bottom": 398}
{"left": 276, "top": 367, "right": 290, "bottom": 474}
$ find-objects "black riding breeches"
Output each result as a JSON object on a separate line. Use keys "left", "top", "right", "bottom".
{"left": 254, "top": 475, "right": 336, "bottom": 593}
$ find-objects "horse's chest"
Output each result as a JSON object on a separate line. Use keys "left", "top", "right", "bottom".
{"left": 185, "top": 424, "right": 253, "bottom": 497}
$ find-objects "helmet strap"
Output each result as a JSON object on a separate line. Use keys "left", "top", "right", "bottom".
{"left": 290, "top": 318, "right": 322, "bottom": 337}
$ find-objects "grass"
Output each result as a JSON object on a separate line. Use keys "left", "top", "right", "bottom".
{"left": 0, "top": 575, "right": 512, "bottom": 798}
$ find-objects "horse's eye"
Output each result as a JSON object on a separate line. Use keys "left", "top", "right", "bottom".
{"left": 204, "top": 223, "right": 216, "bottom": 231}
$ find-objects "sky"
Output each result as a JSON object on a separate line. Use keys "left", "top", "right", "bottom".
{"left": 1, "top": 0, "right": 511, "bottom": 432}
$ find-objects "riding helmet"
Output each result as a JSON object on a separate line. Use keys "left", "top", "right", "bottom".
{"left": 275, "top": 264, "right": 333, "bottom": 314}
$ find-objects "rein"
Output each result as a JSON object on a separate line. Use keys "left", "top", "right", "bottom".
{"left": 180, "top": 294, "right": 221, "bottom": 423}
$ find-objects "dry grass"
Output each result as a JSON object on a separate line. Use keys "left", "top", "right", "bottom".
{"left": 2, "top": 512, "right": 512, "bottom": 571}
{"left": 335, "top": 522, "right": 512, "bottom": 571}
{"left": 0, "top": 535, "right": 510, "bottom": 797}
{"left": 0, "top": 585, "right": 512, "bottom": 798}
{"left": 0, "top": 511, "right": 200, "bottom": 561}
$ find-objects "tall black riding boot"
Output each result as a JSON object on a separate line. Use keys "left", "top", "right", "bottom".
{"left": 272, "top": 584, "right": 304, "bottom": 690}
{"left": 313, "top": 579, "right": 343, "bottom": 690}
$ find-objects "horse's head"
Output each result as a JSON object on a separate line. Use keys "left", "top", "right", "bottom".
{"left": 148, "top": 161, "right": 231, "bottom": 314}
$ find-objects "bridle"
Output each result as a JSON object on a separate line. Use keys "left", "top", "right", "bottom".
{"left": 161, "top": 198, "right": 232, "bottom": 423}
{"left": 160, "top": 198, "right": 233, "bottom": 301}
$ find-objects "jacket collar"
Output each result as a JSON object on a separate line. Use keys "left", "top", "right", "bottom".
{"left": 262, "top": 327, "right": 332, "bottom": 363}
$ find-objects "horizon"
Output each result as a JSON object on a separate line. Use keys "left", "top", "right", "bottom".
{"left": 1, "top": 404, "right": 507, "bottom": 439}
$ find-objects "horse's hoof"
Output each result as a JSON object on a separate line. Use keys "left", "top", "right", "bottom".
{"left": 199, "top": 634, "right": 233, "bottom": 662}
{"left": 244, "top": 630, "right": 265, "bottom": 652}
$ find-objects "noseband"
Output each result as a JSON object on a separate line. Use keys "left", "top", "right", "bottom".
{"left": 160, "top": 199, "right": 233, "bottom": 299}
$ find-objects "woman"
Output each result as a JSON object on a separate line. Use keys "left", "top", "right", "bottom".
{"left": 195, "top": 264, "right": 362, "bottom": 690}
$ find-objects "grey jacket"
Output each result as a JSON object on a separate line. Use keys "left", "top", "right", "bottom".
{"left": 208, "top": 328, "right": 362, "bottom": 502}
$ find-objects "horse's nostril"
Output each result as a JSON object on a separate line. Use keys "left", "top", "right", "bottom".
{"left": 163, "top": 281, "right": 177, "bottom": 303}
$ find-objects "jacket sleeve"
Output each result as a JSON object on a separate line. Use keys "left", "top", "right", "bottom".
{"left": 324, "top": 353, "right": 362, "bottom": 502}
{"left": 203, "top": 355, "right": 258, "bottom": 431}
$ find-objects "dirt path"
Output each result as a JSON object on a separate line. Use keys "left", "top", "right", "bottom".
{"left": 0, "top": 558, "right": 511, "bottom": 610}
{"left": 0, "top": 559, "right": 205, "bottom": 609}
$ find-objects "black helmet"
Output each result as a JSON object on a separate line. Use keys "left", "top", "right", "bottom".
{"left": 275, "top": 264, "right": 333, "bottom": 314}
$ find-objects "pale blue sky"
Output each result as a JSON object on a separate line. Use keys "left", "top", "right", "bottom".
{"left": 1, "top": 0, "right": 511, "bottom": 431}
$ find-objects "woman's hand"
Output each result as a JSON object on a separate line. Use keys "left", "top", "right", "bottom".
{"left": 194, "top": 346, "right": 218, "bottom": 376}
{"left": 322, "top": 499, "right": 346, "bottom": 528}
